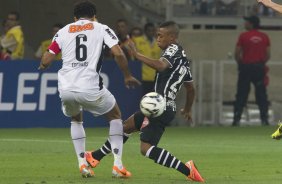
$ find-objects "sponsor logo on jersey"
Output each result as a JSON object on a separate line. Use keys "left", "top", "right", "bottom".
{"left": 69, "top": 23, "right": 94, "bottom": 33}
{"left": 105, "top": 28, "right": 117, "bottom": 40}
{"left": 164, "top": 44, "right": 178, "bottom": 57}
{"left": 166, "top": 100, "right": 176, "bottom": 109}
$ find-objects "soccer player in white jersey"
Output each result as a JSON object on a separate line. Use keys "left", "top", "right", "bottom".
{"left": 39, "top": 0, "right": 140, "bottom": 178}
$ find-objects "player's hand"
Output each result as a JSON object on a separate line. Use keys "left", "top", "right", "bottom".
{"left": 257, "top": 0, "right": 272, "bottom": 7}
{"left": 124, "top": 75, "right": 141, "bottom": 89}
{"left": 38, "top": 63, "right": 50, "bottom": 70}
{"left": 181, "top": 108, "right": 193, "bottom": 122}
{"left": 127, "top": 40, "right": 137, "bottom": 57}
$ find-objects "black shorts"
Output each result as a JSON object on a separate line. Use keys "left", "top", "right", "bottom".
{"left": 134, "top": 110, "right": 176, "bottom": 146}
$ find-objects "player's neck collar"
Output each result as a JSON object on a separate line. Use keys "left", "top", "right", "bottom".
{"left": 79, "top": 18, "right": 91, "bottom": 21}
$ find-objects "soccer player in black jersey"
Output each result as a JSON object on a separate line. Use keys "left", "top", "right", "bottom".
{"left": 85, "top": 21, "right": 204, "bottom": 182}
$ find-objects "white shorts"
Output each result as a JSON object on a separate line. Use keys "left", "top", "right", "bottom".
{"left": 60, "top": 88, "right": 116, "bottom": 117}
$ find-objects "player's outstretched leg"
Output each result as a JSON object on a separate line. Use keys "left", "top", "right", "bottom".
{"left": 86, "top": 133, "right": 130, "bottom": 168}
{"left": 271, "top": 121, "right": 282, "bottom": 140}
{"left": 85, "top": 133, "right": 131, "bottom": 178}
{"left": 143, "top": 144, "right": 204, "bottom": 182}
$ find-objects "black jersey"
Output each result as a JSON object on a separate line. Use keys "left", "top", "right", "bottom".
{"left": 154, "top": 43, "right": 193, "bottom": 111}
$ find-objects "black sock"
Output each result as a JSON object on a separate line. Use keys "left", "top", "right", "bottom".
{"left": 147, "top": 146, "right": 190, "bottom": 176}
{"left": 92, "top": 134, "right": 130, "bottom": 161}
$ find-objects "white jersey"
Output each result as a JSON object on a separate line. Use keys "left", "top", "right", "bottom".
{"left": 49, "top": 19, "right": 118, "bottom": 95}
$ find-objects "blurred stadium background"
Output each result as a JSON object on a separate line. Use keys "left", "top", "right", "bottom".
{"left": 1, "top": 1, "right": 282, "bottom": 184}
{"left": 1, "top": 0, "right": 282, "bottom": 127}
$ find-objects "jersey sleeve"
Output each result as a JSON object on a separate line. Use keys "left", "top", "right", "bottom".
{"left": 48, "top": 41, "right": 61, "bottom": 55}
{"left": 184, "top": 68, "right": 193, "bottom": 82}
{"left": 160, "top": 44, "right": 180, "bottom": 67}
{"left": 48, "top": 30, "right": 62, "bottom": 55}
{"left": 103, "top": 26, "right": 119, "bottom": 48}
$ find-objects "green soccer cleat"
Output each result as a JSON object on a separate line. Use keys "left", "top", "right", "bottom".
{"left": 271, "top": 122, "right": 282, "bottom": 140}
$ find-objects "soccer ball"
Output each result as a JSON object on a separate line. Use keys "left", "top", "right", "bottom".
{"left": 140, "top": 92, "right": 165, "bottom": 118}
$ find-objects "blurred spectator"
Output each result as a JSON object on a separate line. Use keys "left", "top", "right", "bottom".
{"left": 132, "top": 23, "right": 161, "bottom": 95}
{"left": 130, "top": 26, "right": 143, "bottom": 38}
{"left": 35, "top": 23, "right": 63, "bottom": 60}
{"left": 191, "top": 0, "right": 200, "bottom": 15}
{"left": 190, "top": 0, "right": 215, "bottom": 15}
{"left": 216, "top": 0, "right": 238, "bottom": 15}
{"left": 207, "top": 0, "right": 216, "bottom": 15}
{"left": 200, "top": 0, "right": 208, "bottom": 15}
{"left": 233, "top": 16, "right": 270, "bottom": 126}
{"left": 1, "top": 19, "right": 9, "bottom": 38}
{"left": 0, "top": 11, "right": 24, "bottom": 59}
{"left": 115, "top": 19, "right": 134, "bottom": 60}
{"left": 0, "top": 19, "right": 11, "bottom": 60}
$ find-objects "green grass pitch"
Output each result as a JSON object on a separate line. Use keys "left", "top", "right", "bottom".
{"left": 0, "top": 126, "right": 281, "bottom": 184}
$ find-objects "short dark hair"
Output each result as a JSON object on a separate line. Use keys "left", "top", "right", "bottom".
{"left": 8, "top": 11, "right": 20, "bottom": 21}
{"left": 144, "top": 22, "right": 155, "bottom": 31}
{"left": 74, "top": 0, "right": 96, "bottom": 19}
{"left": 159, "top": 21, "right": 179, "bottom": 36}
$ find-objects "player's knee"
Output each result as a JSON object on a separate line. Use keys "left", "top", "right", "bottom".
{"left": 62, "top": 105, "right": 81, "bottom": 118}
{"left": 71, "top": 112, "right": 82, "bottom": 122}
{"left": 105, "top": 104, "right": 121, "bottom": 121}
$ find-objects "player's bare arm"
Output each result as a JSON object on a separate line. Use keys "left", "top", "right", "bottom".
{"left": 111, "top": 44, "right": 141, "bottom": 88}
{"left": 181, "top": 82, "right": 195, "bottom": 121}
{"left": 39, "top": 51, "right": 56, "bottom": 70}
{"left": 128, "top": 40, "right": 169, "bottom": 72}
{"left": 258, "top": 0, "right": 282, "bottom": 13}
